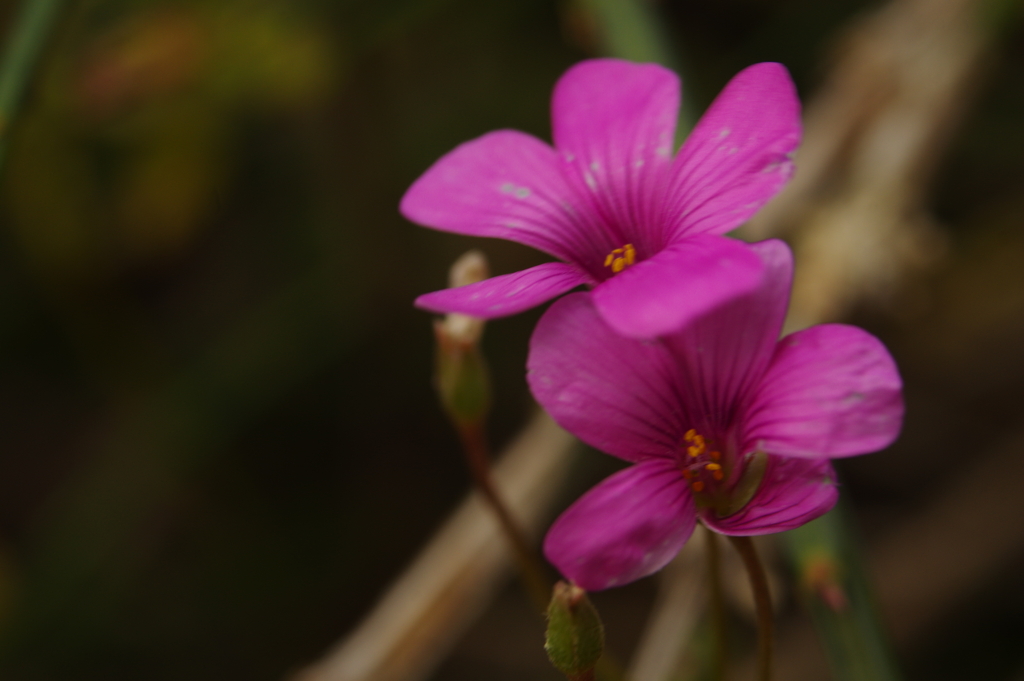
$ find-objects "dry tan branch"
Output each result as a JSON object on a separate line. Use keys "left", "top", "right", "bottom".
{"left": 297, "top": 0, "right": 1001, "bottom": 678}
{"left": 644, "top": 0, "right": 995, "bottom": 678}
{"left": 625, "top": 537, "right": 705, "bottom": 681}
{"left": 744, "top": 0, "right": 987, "bottom": 330}
{"left": 292, "top": 413, "right": 575, "bottom": 681}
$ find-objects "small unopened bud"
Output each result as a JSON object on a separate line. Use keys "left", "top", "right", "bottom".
{"left": 438, "top": 249, "right": 489, "bottom": 346}
{"left": 448, "top": 249, "right": 489, "bottom": 289}
{"left": 545, "top": 581, "right": 604, "bottom": 681}
{"left": 434, "top": 251, "right": 491, "bottom": 428}
{"left": 803, "top": 553, "right": 849, "bottom": 613}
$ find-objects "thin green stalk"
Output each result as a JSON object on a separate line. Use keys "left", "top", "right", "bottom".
{"left": 706, "top": 528, "right": 728, "bottom": 681}
{"left": 457, "top": 423, "right": 552, "bottom": 613}
{"left": 576, "top": 0, "right": 696, "bottom": 138}
{"left": 0, "top": 0, "right": 66, "bottom": 172}
{"left": 782, "top": 506, "right": 903, "bottom": 681}
{"left": 728, "top": 536, "right": 773, "bottom": 681}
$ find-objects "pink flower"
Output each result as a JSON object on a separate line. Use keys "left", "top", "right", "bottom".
{"left": 527, "top": 240, "right": 903, "bottom": 590}
{"left": 402, "top": 59, "right": 801, "bottom": 338}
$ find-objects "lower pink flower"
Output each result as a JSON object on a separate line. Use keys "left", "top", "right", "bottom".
{"left": 527, "top": 239, "right": 903, "bottom": 590}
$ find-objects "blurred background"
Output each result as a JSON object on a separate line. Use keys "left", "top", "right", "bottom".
{"left": 0, "top": 0, "right": 1021, "bottom": 679}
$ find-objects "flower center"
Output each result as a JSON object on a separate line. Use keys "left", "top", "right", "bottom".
{"left": 603, "top": 244, "right": 636, "bottom": 274}
{"left": 679, "top": 428, "right": 724, "bottom": 493}
{"left": 678, "top": 427, "right": 770, "bottom": 518}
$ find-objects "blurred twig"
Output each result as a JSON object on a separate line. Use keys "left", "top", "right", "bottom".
{"left": 295, "top": 3, "right": 691, "bottom": 678}
{"left": 742, "top": 0, "right": 991, "bottom": 331}
{"left": 0, "top": 0, "right": 65, "bottom": 171}
{"left": 734, "top": 0, "right": 1010, "bottom": 679}
{"left": 636, "top": 0, "right": 999, "bottom": 678}
{"left": 292, "top": 412, "right": 577, "bottom": 681}
{"left": 297, "top": 0, "right": 1007, "bottom": 677}
{"left": 625, "top": 537, "right": 705, "bottom": 681}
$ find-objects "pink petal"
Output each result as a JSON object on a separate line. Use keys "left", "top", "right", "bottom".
{"left": 657, "top": 239, "right": 793, "bottom": 429}
{"left": 527, "top": 293, "right": 684, "bottom": 463}
{"left": 701, "top": 455, "right": 837, "bottom": 535}
{"left": 415, "top": 262, "right": 588, "bottom": 318}
{"left": 551, "top": 59, "right": 679, "bottom": 250}
{"left": 543, "top": 458, "right": 695, "bottom": 590}
{"left": 591, "top": 234, "right": 765, "bottom": 339}
{"left": 400, "top": 130, "right": 594, "bottom": 262}
{"left": 665, "top": 63, "right": 801, "bottom": 240}
{"left": 743, "top": 324, "right": 904, "bottom": 459}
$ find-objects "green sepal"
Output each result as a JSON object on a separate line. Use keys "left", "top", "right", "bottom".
{"left": 545, "top": 581, "right": 604, "bottom": 680}
{"left": 434, "top": 319, "right": 491, "bottom": 428}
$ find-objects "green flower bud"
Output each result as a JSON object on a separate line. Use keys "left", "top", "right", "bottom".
{"left": 545, "top": 581, "right": 604, "bottom": 681}
{"left": 433, "top": 251, "right": 491, "bottom": 429}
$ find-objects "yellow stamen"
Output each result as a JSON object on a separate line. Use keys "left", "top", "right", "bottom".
{"left": 705, "top": 462, "right": 724, "bottom": 481}
{"left": 604, "top": 244, "right": 637, "bottom": 274}
{"left": 684, "top": 429, "right": 697, "bottom": 442}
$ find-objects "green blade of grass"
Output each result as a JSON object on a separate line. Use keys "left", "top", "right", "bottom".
{"left": 0, "top": 0, "right": 65, "bottom": 171}
{"left": 783, "top": 504, "right": 903, "bottom": 681}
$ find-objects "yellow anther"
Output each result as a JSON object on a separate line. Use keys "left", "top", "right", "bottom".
{"left": 704, "top": 462, "right": 724, "bottom": 480}
{"left": 693, "top": 434, "right": 705, "bottom": 448}
{"left": 604, "top": 244, "right": 637, "bottom": 274}
{"left": 692, "top": 481, "right": 705, "bottom": 492}
{"left": 684, "top": 429, "right": 697, "bottom": 442}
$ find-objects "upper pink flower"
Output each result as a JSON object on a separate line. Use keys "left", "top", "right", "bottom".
{"left": 402, "top": 59, "right": 802, "bottom": 338}
{"left": 527, "top": 240, "right": 903, "bottom": 590}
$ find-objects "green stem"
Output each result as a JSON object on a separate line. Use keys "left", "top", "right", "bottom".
{"left": 728, "top": 536, "right": 773, "bottom": 681}
{"left": 457, "top": 423, "right": 551, "bottom": 613}
{"left": 782, "top": 506, "right": 904, "bottom": 681}
{"left": 0, "top": 0, "right": 66, "bottom": 172}
{"left": 706, "top": 528, "right": 728, "bottom": 681}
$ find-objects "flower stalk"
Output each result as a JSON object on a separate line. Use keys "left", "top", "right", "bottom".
{"left": 729, "top": 536, "right": 773, "bottom": 681}
{"left": 434, "top": 251, "right": 551, "bottom": 612}
{"left": 705, "top": 528, "right": 728, "bottom": 681}
{"left": 455, "top": 422, "right": 551, "bottom": 612}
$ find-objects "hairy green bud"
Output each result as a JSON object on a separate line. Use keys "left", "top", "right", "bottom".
{"left": 545, "top": 581, "right": 604, "bottom": 681}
